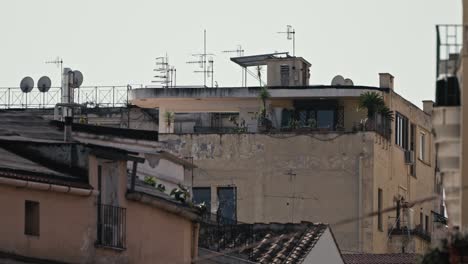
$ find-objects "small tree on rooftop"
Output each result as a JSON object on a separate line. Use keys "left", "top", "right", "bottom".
{"left": 258, "top": 86, "right": 270, "bottom": 120}
{"left": 358, "top": 92, "right": 385, "bottom": 119}
{"left": 164, "top": 111, "right": 175, "bottom": 133}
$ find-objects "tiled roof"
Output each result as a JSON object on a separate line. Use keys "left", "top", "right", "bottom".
{"left": 199, "top": 222, "right": 329, "bottom": 264}
{"left": 342, "top": 253, "right": 419, "bottom": 264}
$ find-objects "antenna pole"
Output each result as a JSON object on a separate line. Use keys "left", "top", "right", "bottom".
{"left": 293, "top": 29, "right": 296, "bottom": 56}
{"left": 204, "top": 29, "right": 207, "bottom": 87}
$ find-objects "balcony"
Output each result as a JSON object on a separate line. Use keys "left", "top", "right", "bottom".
{"left": 96, "top": 203, "right": 127, "bottom": 249}
{"left": 388, "top": 226, "right": 431, "bottom": 242}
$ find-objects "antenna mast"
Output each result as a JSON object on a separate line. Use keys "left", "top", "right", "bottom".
{"left": 187, "top": 29, "right": 215, "bottom": 87}
{"left": 222, "top": 45, "right": 245, "bottom": 86}
{"left": 45, "top": 57, "right": 63, "bottom": 85}
{"left": 278, "top": 25, "right": 296, "bottom": 56}
{"left": 152, "top": 54, "right": 176, "bottom": 88}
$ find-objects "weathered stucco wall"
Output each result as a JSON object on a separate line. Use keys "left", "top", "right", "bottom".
{"left": 160, "top": 132, "right": 376, "bottom": 252}
{"left": 0, "top": 155, "right": 195, "bottom": 264}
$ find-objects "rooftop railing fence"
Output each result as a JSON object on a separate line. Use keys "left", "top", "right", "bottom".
{"left": 0, "top": 86, "right": 131, "bottom": 109}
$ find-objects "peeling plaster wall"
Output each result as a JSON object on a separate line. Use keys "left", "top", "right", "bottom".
{"left": 159, "top": 132, "right": 376, "bottom": 252}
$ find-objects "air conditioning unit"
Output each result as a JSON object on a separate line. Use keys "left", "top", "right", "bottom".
{"left": 404, "top": 150, "right": 415, "bottom": 164}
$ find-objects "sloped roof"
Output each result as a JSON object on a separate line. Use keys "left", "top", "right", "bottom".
{"left": 342, "top": 253, "right": 419, "bottom": 264}
{"left": 199, "top": 222, "right": 330, "bottom": 264}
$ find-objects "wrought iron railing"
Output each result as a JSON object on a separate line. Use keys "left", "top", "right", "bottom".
{"left": 0, "top": 86, "right": 130, "bottom": 109}
{"left": 388, "top": 226, "right": 431, "bottom": 242}
{"left": 199, "top": 220, "right": 254, "bottom": 257}
{"left": 96, "top": 203, "right": 126, "bottom": 249}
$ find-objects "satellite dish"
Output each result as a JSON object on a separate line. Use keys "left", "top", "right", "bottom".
{"left": 37, "top": 76, "right": 52, "bottom": 92}
{"left": 71, "top": 70, "right": 83, "bottom": 88}
{"left": 20, "top": 77, "right": 34, "bottom": 93}
{"left": 331, "top": 75, "right": 345, "bottom": 86}
{"left": 344, "top": 78, "right": 354, "bottom": 86}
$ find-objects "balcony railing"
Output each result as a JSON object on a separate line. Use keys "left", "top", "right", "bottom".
{"left": 0, "top": 86, "right": 130, "bottom": 109}
{"left": 96, "top": 203, "right": 127, "bottom": 249}
{"left": 388, "top": 226, "right": 431, "bottom": 242}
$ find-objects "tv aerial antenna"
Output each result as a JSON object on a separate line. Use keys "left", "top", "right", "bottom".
{"left": 278, "top": 25, "right": 296, "bottom": 56}
{"left": 187, "top": 29, "right": 215, "bottom": 87}
{"left": 222, "top": 45, "right": 246, "bottom": 86}
{"left": 45, "top": 56, "right": 63, "bottom": 85}
{"left": 152, "top": 54, "right": 176, "bottom": 88}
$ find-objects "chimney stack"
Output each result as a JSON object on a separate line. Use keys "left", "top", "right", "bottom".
{"left": 379, "top": 73, "right": 394, "bottom": 90}
{"left": 422, "top": 100, "right": 434, "bottom": 115}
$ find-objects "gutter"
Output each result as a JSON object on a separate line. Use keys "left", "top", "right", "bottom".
{"left": 0, "top": 177, "right": 98, "bottom": 196}
{"left": 126, "top": 191, "right": 200, "bottom": 221}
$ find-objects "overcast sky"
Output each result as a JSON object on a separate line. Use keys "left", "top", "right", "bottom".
{"left": 0, "top": 0, "right": 461, "bottom": 107}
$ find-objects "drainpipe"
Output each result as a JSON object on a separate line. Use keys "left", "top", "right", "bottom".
{"left": 358, "top": 154, "right": 364, "bottom": 252}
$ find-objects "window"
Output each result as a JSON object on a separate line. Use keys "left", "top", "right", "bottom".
{"left": 280, "top": 65, "right": 290, "bottom": 86}
{"left": 217, "top": 187, "right": 237, "bottom": 224}
{"left": 409, "top": 124, "right": 416, "bottom": 176}
{"left": 193, "top": 187, "right": 211, "bottom": 212}
{"left": 25, "top": 201, "right": 39, "bottom": 236}
{"left": 317, "top": 110, "right": 334, "bottom": 129}
{"left": 378, "top": 189, "right": 383, "bottom": 231}
{"left": 395, "top": 113, "right": 409, "bottom": 149}
{"left": 419, "top": 132, "right": 426, "bottom": 161}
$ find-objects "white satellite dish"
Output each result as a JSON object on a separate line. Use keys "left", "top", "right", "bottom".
{"left": 70, "top": 70, "right": 83, "bottom": 88}
{"left": 20, "top": 77, "right": 34, "bottom": 93}
{"left": 344, "top": 78, "right": 354, "bottom": 86}
{"left": 331, "top": 75, "right": 345, "bottom": 86}
{"left": 37, "top": 76, "right": 52, "bottom": 92}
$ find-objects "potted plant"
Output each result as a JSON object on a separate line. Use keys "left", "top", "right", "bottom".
{"left": 164, "top": 111, "right": 175, "bottom": 133}
{"left": 257, "top": 86, "right": 272, "bottom": 132}
{"left": 143, "top": 176, "right": 156, "bottom": 187}
{"left": 170, "top": 184, "right": 191, "bottom": 203}
{"left": 357, "top": 92, "right": 393, "bottom": 130}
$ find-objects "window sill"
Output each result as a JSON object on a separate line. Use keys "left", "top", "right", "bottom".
{"left": 417, "top": 158, "right": 431, "bottom": 167}
{"left": 95, "top": 244, "right": 126, "bottom": 252}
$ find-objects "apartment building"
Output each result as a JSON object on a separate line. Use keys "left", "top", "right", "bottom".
{"left": 0, "top": 111, "right": 200, "bottom": 264}
{"left": 130, "top": 53, "right": 440, "bottom": 253}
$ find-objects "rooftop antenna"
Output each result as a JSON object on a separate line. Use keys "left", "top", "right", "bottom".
{"left": 45, "top": 57, "right": 63, "bottom": 85}
{"left": 152, "top": 54, "right": 176, "bottom": 88}
{"left": 278, "top": 25, "right": 296, "bottom": 56}
{"left": 223, "top": 45, "right": 245, "bottom": 86}
{"left": 187, "top": 29, "right": 214, "bottom": 87}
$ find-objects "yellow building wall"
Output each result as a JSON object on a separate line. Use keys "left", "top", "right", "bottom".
{"left": 0, "top": 155, "right": 195, "bottom": 264}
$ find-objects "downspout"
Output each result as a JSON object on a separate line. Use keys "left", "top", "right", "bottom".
{"left": 358, "top": 154, "right": 364, "bottom": 252}
{"left": 192, "top": 222, "right": 200, "bottom": 262}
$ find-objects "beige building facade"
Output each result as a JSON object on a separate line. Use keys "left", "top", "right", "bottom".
{"left": 131, "top": 71, "right": 438, "bottom": 253}
{"left": 0, "top": 115, "right": 200, "bottom": 264}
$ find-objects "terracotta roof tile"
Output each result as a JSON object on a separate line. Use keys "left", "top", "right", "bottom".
{"left": 342, "top": 253, "right": 419, "bottom": 264}
{"left": 200, "top": 222, "right": 328, "bottom": 264}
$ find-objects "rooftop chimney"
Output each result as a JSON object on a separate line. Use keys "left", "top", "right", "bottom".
{"left": 379, "top": 73, "right": 394, "bottom": 89}
{"left": 422, "top": 100, "right": 434, "bottom": 115}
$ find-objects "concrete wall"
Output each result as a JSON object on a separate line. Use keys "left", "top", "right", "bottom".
{"left": 160, "top": 132, "right": 376, "bottom": 252}
{"left": 303, "top": 228, "right": 344, "bottom": 264}
{"left": 0, "top": 154, "right": 196, "bottom": 264}
{"left": 461, "top": 0, "right": 468, "bottom": 230}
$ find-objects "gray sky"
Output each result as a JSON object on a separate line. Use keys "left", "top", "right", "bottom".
{"left": 0, "top": 0, "right": 461, "bottom": 107}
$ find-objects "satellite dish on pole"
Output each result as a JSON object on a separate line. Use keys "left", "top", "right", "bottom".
{"left": 37, "top": 76, "right": 52, "bottom": 92}
{"left": 70, "top": 70, "right": 83, "bottom": 88}
{"left": 20, "top": 77, "right": 34, "bottom": 93}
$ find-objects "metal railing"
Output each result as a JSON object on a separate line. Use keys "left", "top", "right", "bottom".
{"left": 199, "top": 214, "right": 254, "bottom": 257}
{"left": 0, "top": 86, "right": 130, "bottom": 109}
{"left": 388, "top": 226, "right": 431, "bottom": 242}
{"left": 96, "top": 203, "right": 127, "bottom": 249}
